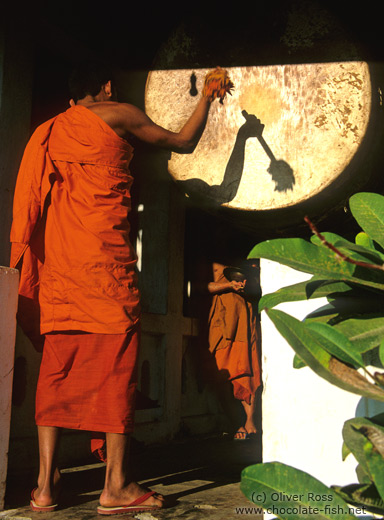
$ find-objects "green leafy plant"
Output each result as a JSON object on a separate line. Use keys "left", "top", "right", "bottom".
{"left": 240, "top": 192, "right": 384, "bottom": 519}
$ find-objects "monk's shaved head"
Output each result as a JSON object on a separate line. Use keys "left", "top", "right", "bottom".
{"left": 68, "top": 61, "right": 114, "bottom": 102}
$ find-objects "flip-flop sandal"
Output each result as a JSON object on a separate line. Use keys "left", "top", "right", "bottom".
{"left": 234, "top": 429, "right": 249, "bottom": 441}
{"left": 30, "top": 488, "right": 59, "bottom": 512}
{"left": 97, "top": 491, "right": 162, "bottom": 515}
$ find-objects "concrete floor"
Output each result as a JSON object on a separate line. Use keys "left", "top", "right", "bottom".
{"left": 2, "top": 434, "right": 263, "bottom": 520}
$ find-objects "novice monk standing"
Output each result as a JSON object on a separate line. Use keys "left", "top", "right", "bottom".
{"left": 207, "top": 262, "right": 261, "bottom": 440}
{"left": 10, "top": 62, "right": 233, "bottom": 515}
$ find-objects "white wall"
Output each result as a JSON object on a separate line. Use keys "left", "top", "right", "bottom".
{"left": 260, "top": 259, "right": 380, "bottom": 518}
{"left": 0, "top": 267, "right": 19, "bottom": 510}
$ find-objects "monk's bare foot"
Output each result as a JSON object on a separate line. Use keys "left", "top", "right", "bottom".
{"left": 33, "top": 469, "right": 61, "bottom": 507}
{"left": 242, "top": 397, "right": 258, "bottom": 435}
{"left": 99, "top": 481, "right": 164, "bottom": 509}
{"left": 234, "top": 427, "right": 248, "bottom": 440}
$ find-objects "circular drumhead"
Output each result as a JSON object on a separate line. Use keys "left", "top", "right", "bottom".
{"left": 145, "top": 63, "right": 371, "bottom": 211}
{"left": 144, "top": 0, "right": 377, "bottom": 230}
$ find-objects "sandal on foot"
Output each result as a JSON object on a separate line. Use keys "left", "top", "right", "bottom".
{"left": 234, "top": 429, "right": 258, "bottom": 441}
{"left": 30, "top": 488, "right": 59, "bottom": 512}
{"left": 97, "top": 491, "right": 162, "bottom": 515}
{"left": 234, "top": 428, "right": 249, "bottom": 441}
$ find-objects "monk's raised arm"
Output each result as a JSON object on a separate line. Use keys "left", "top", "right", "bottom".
{"left": 117, "top": 97, "right": 212, "bottom": 154}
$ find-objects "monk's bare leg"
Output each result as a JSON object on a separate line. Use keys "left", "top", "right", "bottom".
{"left": 234, "top": 395, "right": 258, "bottom": 439}
{"left": 34, "top": 426, "right": 62, "bottom": 506}
{"left": 243, "top": 395, "right": 258, "bottom": 434}
{"left": 99, "top": 433, "right": 164, "bottom": 508}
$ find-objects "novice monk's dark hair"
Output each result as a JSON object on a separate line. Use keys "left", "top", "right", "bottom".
{"left": 68, "top": 61, "right": 114, "bottom": 102}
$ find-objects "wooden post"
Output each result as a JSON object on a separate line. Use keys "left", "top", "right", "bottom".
{"left": 0, "top": 267, "right": 19, "bottom": 510}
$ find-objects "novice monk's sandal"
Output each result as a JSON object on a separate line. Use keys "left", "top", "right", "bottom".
{"left": 30, "top": 488, "right": 59, "bottom": 512}
{"left": 234, "top": 428, "right": 258, "bottom": 441}
{"left": 97, "top": 491, "right": 162, "bottom": 515}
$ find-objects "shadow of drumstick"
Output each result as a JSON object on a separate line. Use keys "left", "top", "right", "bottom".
{"left": 242, "top": 110, "right": 295, "bottom": 192}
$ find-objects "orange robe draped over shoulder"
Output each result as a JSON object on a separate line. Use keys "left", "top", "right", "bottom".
{"left": 10, "top": 105, "right": 140, "bottom": 344}
{"left": 10, "top": 106, "right": 141, "bottom": 438}
{"left": 208, "top": 269, "right": 261, "bottom": 404}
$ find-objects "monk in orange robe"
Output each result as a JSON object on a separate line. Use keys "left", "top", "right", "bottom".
{"left": 207, "top": 262, "right": 261, "bottom": 440}
{"left": 10, "top": 62, "right": 231, "bottom": 514}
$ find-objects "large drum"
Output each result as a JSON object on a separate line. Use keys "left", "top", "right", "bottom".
{"left": 144, "top": 1, "right": 383, "bottom": 232}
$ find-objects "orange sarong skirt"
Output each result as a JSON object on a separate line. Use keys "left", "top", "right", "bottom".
{"left": 35, "top": 326, "right": 140, "bottom": 434}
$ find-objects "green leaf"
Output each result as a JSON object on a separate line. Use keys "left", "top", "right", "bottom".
{"left": 258, "top": 278, "right": 356, "bottom": 311}
{"left": 350, "top": 192, "right": 384, "bottom": 250}
{"left": 305, "top": 322, "right": 365, "bottom": 368}
{"left": 356, "top": 232, "right": 378, "bottom": 252}
{"left": 342, "top": 441, "right": 352, "bottom": 462}
{"left": 311, "top": 232, "right": 384, "bottom": 265}
{"left": 342, "top": 413, "right": 384, "bottom": 467}
{"left": 305, "top": 303, "right": 384, "bottom": 354}
{"left": 249, "top": 238, "right": 384, "bottom": 292}
{"left": 249, "top": 238, "right": 355, "bottom": 277}
{"left": 304, "top": 304, "right": 341, "bottom": 325}
{"left": 368, "top": 412, "right": 384, "bottom": 427}
{"left": 333, "top": 316, "right": 384, "bottom": 354}
{"left": 332, "top": 483, "right": 384, "bottom": 515}
{"left": 267, "top": 309, "right": 384, "bottom": 401}
{"left": 306, "top": 295, "right": 384, "bottom": 320}
{"left": 356, "top": 463, "right": 372, "bottom": 485}
{"left": 310, "top": 232, "right": 343, "bottom": 246}
{"left": 240, "top": 462, "right": 358, "bottom": 519}
{"left": 343, "top": 417, "right": 384, "bottom": 501}
{"left": 379, "top": 338, "right": 384, "bottom": 367}
{"left": 293, "top": 354, "right": 306, "bottom": 369}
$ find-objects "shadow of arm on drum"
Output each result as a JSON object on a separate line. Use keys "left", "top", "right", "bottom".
{"left": 176, "top": 112, "right": 263, "bottom": 207}
{"left": 176, "top": 111, "right": 295, "bottom": 205}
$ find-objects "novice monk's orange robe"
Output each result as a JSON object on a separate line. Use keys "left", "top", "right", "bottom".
{"left": 208, "top": 269, "right": 261, "bottom": 404}
{"left": 10, "top": 106, "right": 141, "bottom": 446}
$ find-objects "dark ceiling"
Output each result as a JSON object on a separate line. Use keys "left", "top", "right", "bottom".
{"left": 25, "top": 0, "right": 384, "bottom": 69}
{"left": 7, "top": 0, "right": 383, "bottom": 127}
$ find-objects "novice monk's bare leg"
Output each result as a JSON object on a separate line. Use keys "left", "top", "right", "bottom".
{"left": 234, "top": 395, "right": 258, "bottom": 439}
{"left": 243, "top": 394, "right": 258, "bottom": 434}
{"left": 34, "top": 426, "right": 62, "bottom": 506}
{"left": 99, "top": 433, "right": 164, "bottom": 508}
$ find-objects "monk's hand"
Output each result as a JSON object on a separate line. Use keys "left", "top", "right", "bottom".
{"left": 203, "top": 67, "right": 234, "bottom": 104}
{"left": 230, "top": 280, "right": 245, "bottom": 293}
